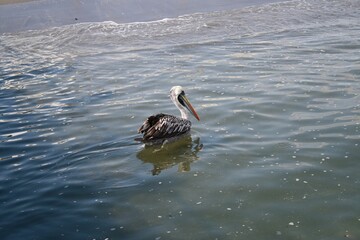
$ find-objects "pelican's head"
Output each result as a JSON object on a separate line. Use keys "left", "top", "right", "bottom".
{"left": 170, "top": 86, "right": 200, "bottom": 121}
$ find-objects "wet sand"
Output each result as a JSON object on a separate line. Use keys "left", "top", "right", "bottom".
{"left": 0, "top": 0, "right": 281, "bottom": 33}
{"left": 0, "top": 0, "right": 36, "bottom": 5}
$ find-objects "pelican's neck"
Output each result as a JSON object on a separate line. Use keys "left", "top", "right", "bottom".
{"left": 179, "top": 107, "right": 189, "bottom": 120}
{"left": 172, "top": 97, "right": 189, "bottom": 120}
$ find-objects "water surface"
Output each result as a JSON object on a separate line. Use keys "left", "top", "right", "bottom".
{"left": 1, "top": 0, "right": 359, "bottom": 239}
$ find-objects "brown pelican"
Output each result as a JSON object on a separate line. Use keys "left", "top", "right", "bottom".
{"left": 138, "top": 86, "right": 200, "bottom": 143}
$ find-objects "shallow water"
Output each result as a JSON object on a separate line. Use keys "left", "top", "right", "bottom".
{"left": 1, "top": 0, "right": 360, "bottom": 239}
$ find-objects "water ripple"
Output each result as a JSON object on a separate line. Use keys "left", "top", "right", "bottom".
{"left": 0, "top": 0, "right": 359, "bottom": 239}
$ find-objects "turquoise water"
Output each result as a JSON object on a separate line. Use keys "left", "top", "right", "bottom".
{"left": 1, "top": 0, "right": 359, "bottom": 239}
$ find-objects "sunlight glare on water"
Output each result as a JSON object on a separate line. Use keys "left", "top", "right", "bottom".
{"left": 0, "top": 0, "right": 359, "bottom": 239}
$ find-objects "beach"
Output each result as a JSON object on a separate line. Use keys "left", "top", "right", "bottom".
{"left": 0, "top": 0, "right": 281, "bottom": 33}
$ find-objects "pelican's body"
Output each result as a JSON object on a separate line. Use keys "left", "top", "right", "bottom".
{"left": 138, "top": 86, "right": 200, "bottom": 143}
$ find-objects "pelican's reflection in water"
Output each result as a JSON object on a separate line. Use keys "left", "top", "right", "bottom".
{"left": 136, "top": 135, "right": 203, "bottom": 175}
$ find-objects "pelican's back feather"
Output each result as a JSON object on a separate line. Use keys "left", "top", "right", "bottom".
{"left": 138, "top": 113, "right": 191, "bottom": 141}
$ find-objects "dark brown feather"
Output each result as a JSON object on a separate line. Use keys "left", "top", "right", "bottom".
{"left": 138, "top": 113, "right": 191, "bottom": 141}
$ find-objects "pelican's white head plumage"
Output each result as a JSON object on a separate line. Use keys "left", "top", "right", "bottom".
{"left": 170, "top": 86, "right": 200, "bottom": 121}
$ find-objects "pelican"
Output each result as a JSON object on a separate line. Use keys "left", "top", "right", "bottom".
{"left": 138, "top": 86, "right": 200, "bottom": 143}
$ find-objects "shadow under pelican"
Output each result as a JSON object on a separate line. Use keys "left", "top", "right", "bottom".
{"left": 136, "top": 135, "right": 203, "bottom": 175}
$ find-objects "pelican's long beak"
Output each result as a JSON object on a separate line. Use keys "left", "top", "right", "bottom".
{"left": 179, "top": 94, "right": 200, "bottom": 121}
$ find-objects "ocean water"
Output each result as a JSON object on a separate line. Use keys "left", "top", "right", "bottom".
{"left": 1, "top": 0, "right": 359, "bottom": 239}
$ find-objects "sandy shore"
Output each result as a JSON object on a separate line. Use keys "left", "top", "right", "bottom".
{"left": 0, "top": 0, "right": 36, "bottom": 5}
{"left": 0, "top": 0, "right": 280, "bottom": 33}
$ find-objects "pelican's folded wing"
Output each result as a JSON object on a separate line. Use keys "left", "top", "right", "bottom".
{"left": 138, "top": 113, "right": 191, "bottom": 141}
